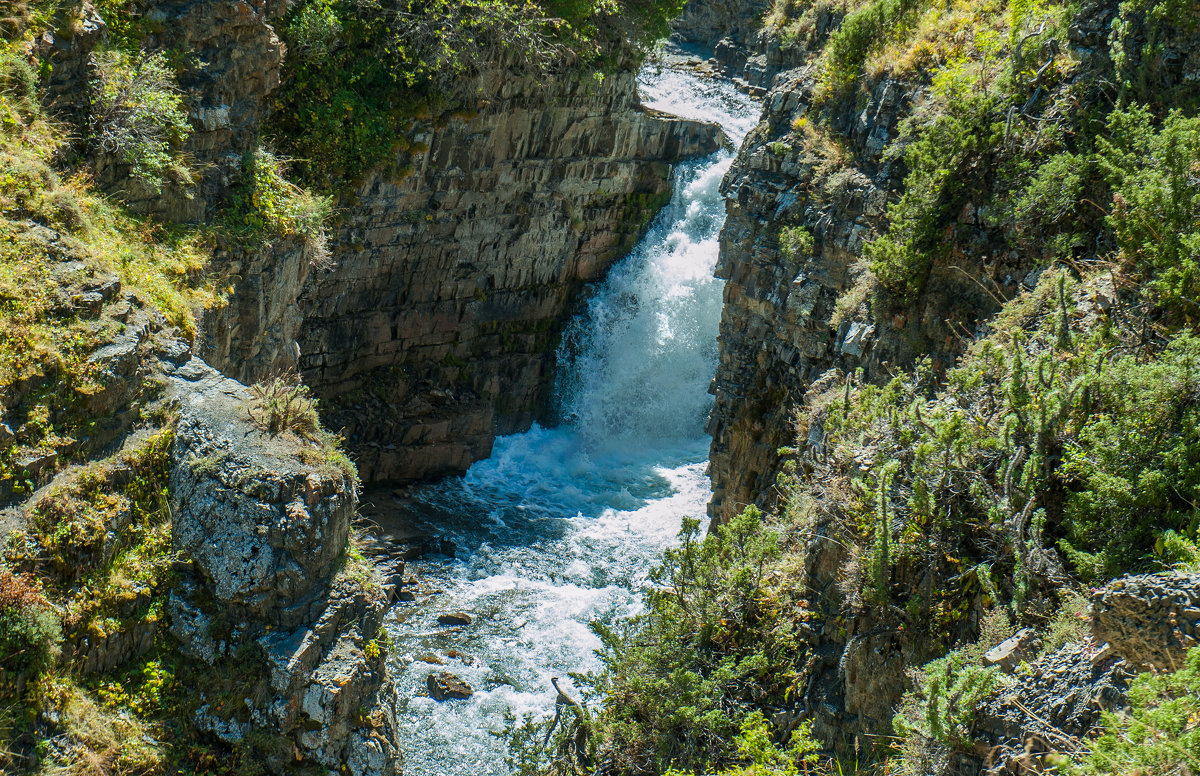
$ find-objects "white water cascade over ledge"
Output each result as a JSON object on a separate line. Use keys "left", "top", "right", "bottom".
{"left": 381, "top": 59, "right": 759, "bottom": 775}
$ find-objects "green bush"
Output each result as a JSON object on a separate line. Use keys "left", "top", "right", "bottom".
{"left": 585, "top": 507, "right": 805, "bottom": 774}
{"left": 778, "top": 226, "right": 814, "bottom": 264}
{"left": 1072, "top": 646, "right": 1200, "bottom": 775}
{"left": 892, "top": 650, "right": 1011, "bottom": 750}
{"left": 664, "top": 712, "right": 821, "bottom": 776}
{"left": 88, "top": 50, "right": 192, "bottom": 189}
{"left": 824, "top": 0, "right": 926, "bottom": 94}
{"left": 1099, "top": 107, "right": 1200, "bottom": 325}
{"left": 230, "top": 149, "right": 332, "bottom": 245}
{"left": 1057, "top": 334, "right": 1200, "bottom": 580}
{"left": 865, "top": 91, "right": 1000, "bottom": 301}
{"left": 0, "top": 567, "right": 61, "bottom": 691}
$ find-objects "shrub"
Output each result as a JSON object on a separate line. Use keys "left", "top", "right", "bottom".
{"left": 272, "top": 0, "right": 685, "bottom": 191}
{"left": 1099, "top": 107, "right": 1200, "bottom": 325}
{"left": 0, "top": 567, "right": 61, "bottom": 692}
{"left": 778, "top": 226, "right": 814, "bottom": 264}
{"left": 584, "top": 507, "right": 806, "bottom": 774}
{"left": 88, "top": 50, "right": 192, "bottom": 189}
{"left": 824, "top": 0, "right": 927, "bottom": 95}
{"left": 1057, "top": 334, "right": 1200, "bottom": 580}
{"left": 664, "top": 712, "right": 822, "bottom": 776}
{"left": 865, "top": 90, "right": 1000, "bottom": 302}
{"left": 892, "top": 649, "right": 1012, "bottom": 751}
{"left": 246, "top": 370, "right": 321, "bottom": 438}
{"left": 1072, "top": 646, "right": 1200, "bottom": 775}
{"left": 230, "top": 149, "right": 332, "bottom": 248}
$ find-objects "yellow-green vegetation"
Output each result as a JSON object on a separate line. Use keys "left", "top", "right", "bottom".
{"left": 0, "top": 40, "right": 221, "bottom": 499}
{"left": 0, "top": 428, "right": 182, "bottom": 773}
{"left": 225, "top": 149, "right": 332, "bottom": 250}
{"left": 246, "top": 370, "right": 359, "bottom": 480}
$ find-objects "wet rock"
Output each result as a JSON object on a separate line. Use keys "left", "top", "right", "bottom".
{"left": 427, "top": 672, "right": 473, "bottom": 701}
{"left": 437, "top": 612, "right": 473, "bottom": 627}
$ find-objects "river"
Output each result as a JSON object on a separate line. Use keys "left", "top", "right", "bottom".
{"left": 382, "top": 58, "right": 759, "bottom": 776}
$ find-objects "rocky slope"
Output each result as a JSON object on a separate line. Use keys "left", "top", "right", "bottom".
{"left": 702, "top": 0, "right": 1200, "bottom": 522}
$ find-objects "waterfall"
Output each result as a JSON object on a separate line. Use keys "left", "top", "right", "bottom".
{"left": 383, "top": 59, "right": 759, "bottom": 775}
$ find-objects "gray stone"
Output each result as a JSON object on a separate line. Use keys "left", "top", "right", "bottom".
{"left": 983, "top": 628, "right": 1041, "bottom": 673}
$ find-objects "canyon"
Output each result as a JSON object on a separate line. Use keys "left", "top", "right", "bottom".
{"left": 3, "top": 0, "right": 1200, "bottom": 773}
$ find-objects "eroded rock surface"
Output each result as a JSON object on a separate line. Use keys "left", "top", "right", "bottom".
{"left": 166, "top": 358, "right": 400, "bottom": 775}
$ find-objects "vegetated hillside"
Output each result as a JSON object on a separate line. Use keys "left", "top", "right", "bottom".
{"left": 510, "top": 0, "right": 1200, "bottom": 774}
{"left": 0, "top": 0, "right": 694, "bottom": 773}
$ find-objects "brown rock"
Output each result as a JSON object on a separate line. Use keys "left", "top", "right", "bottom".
{"left": 437, "top": 612, "right": 472, "bottom": 626}
{"left": 427, "top": 672, "right": 473, "bottom": 701}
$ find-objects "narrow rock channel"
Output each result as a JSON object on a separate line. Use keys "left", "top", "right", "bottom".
{"left": 376, "top": 58, "right": 759, "bottom": 775}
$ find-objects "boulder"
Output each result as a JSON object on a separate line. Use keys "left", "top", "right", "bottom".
{"left": 437, "top": 612, "right": 472, "bottom": 627}
{"left": 427, "top": 672, "right": 473, "bottom": 701}
{"left": 983, "top": 628, "right": 1042, "bottom": 673}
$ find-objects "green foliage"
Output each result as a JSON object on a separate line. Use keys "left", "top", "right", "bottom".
{"left": 1099, "top": 107, "right": 1200, "bottom": 324}
{"left": 893, "top": 647, "right": 1012, "bottom": 752}
{"left": 1072, "top": 646, "right": 1200, "bottom": 775}
{"left": 0, "top": 567, "right": 61, "bottom": 690}
{"left": 586, "top": 507, "right": 808, "bottom": 773}
{"left": 865, "top": 91, "right": 1000, "bottom": 301}
{"left": 1057, "top": 334, "right": 1200, "bottom": 580}
{"left": 229, "top": 149, "right": 332, "bottom": 245}
{"left": 824, "top": 0, "right": 926, "bottom": 94}
{"left": 778, "top": 226, "right": 814, "bottom": 264}
{"left": 1108, "top": 0, "right": 1200, "bottom": 111}
{"left": 805, "top": 264, "right": 1200, "bottom": 653}
{"left": 88, "top": 49, "right": 192, "bottom": 189}
{"left": 664, "top": 712, "right": 821, "bottom": 776}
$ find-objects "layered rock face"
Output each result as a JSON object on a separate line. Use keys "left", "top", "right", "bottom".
{"left": 296, "top": 70, "right": 723, "bottom": 484}
{"left": 707, "top": 59, "right": 919, "bottom": 521}
{"left": 167, "top": 359, "right": 399, "bottom": 775}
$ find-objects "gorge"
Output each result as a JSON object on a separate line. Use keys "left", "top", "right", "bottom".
{"left": 1, "top": 0, "right": 1200, "bottom": 775}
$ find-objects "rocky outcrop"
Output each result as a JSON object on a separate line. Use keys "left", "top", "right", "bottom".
{"left": 1091, "top": 571, "right": 1200, "bottom": 672}
{"left": 706, "top": 59, "right": 916, "bottom": 521}
{"left": 165, "top": 358, "right": 399, "bottom": 775}
{"left": 294, "top": 69, "right": 723, "bottom": 485}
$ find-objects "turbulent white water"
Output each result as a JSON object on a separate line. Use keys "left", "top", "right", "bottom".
{"left": 383, "top": 60, "right": 758, "bottom": 776}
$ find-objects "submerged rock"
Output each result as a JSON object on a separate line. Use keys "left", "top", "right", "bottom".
{"left": 437, "top": 612, "right": 473, "bottom": 626}
{"left": 427, "top": 672, "right": 474, "bottom": 701}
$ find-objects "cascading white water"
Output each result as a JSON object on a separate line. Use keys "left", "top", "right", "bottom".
{"left": 383, "top": 60, "right": 758, "bottom": 775}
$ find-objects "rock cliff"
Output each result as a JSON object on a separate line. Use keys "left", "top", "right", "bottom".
{"left": 295, "top": 68, "right": 723, "bottom": 484}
